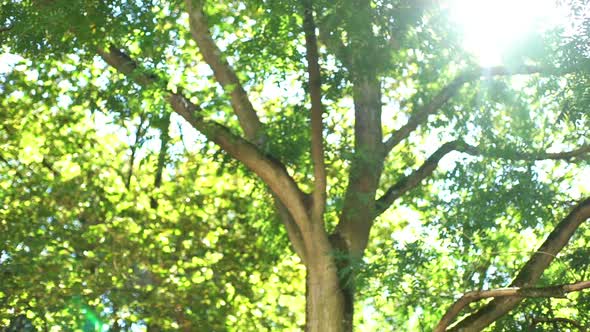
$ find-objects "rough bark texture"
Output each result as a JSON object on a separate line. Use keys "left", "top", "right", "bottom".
{"left": 301, "top": 0, "right": 327, "bottom": 224}
{"left": 336, "top": 74, "right": 384, "bottom": 256}
{"left": 329, "top": 75, "right": 384, "bottom": 332}
{"left": 305, "top": 256, "right": 348, "bottom": 332}
{"left": 299, "top": 3, "right": 349, "bottom": 329}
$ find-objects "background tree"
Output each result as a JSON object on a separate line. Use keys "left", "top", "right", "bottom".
{"left": 1, "top": 0, "right": 590, "bottom": 331}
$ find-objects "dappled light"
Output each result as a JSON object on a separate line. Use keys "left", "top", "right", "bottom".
{"left": 1, "top": 0, "right": 589, "bottom": 331}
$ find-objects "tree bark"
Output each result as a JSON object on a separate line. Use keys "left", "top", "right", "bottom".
{"left": 305, "top": 254, "right": 349, "bottom": 332}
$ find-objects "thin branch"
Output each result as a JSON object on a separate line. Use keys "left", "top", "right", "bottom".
{"left": 537, "top": 144, "right": 590, "bottom": 160}
{"left": 1, "top": 151, "right": 61, "bottom": 181}
{"left": 274, "top": 197, "right": 308, "bottom": 264}
{"left": 435, "top": 280, "right": 590, "bottom": 332}
{"left": 376, "top": 141, "right": 590, "bottom": 216}
{"left": 0, "top": 153, "right": 26, "bottom": 179}
{"left": 376, "top": 140, "right": 476, "bottom": 216}
{"left": 98, "top": 46, "right": 313, "bottom": 248}
{"left": 184, "top": 0, "right": 263, "bottom": 144}
{"left": 530, "top": 317, "right": 587, "bottom": 331}
{"left": 40, "top": 157, "right": 61, "bottom": 178}
{"left": 301, "top": 0, "right": 326, "bottom": 223}
{"left": 167, "top": 91, "right": 315, "bottom": 246}
{"left": 449, "top": 196, "right": 590, "bottom": 331}
{"left": 383, "top": 65, "right": 549, "bottom": 154}
{"left": 176, "top": 121, "right": 189, "bottom": 152}
{"left": 150, "top": 113, "right": 170, "bottom": 209}
{"left": 126, "top": 114, "right": 147, "bottom": 190}
{"left": 0, "top": 27, "right": 11, "bottom": 33}
{"left": 468, "top": 143, "right": 590, "bottom": 162}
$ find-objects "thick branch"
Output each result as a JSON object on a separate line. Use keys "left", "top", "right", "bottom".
{"left": 98, "top": 46, "right": 312, "bottom": 240}
{"left": 449, "top": 196, "right": 590, "bottom": 331}
{"left": 184, "top": 0, "right": 263, "bottom": 143}
{"left": 376, "top": 141, "right": 590, "bottom": 216}
{"left": 302, "top": 0, "right": 326, "bottom": 223}
{"left": 168, "top": 92, "right": 334, "bottom": 263}
{"left": 334, "top": 0, "right": 385, "bottom": 256}
{"left": 97, "top": 47, "right": 158, "bottom": 86}
{"left": 383, "top": 65, "right": 547, "bottom": 154}
{"left": 435, "top": 280, "right": 590, "bottom": 332}
{"left": 335, "top": 77, "right": 384, "bottom": 255}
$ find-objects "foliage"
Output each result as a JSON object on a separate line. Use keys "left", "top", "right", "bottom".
{"left": 1, "top": 0, "right": 589, "bottom": 331}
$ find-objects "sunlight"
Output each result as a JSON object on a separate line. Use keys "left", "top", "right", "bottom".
{"left": 450, "top": 0, "right": 568, "bottom": 66}
{"left": 0, "top": 53, "right": 23, "bottom": 73}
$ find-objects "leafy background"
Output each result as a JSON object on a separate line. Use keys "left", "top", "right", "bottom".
{"left": 1, "top": 0, "right": 589, "bottom": 330}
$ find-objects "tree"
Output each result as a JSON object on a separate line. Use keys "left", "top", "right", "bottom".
{"left": 1, "top": 0, "right": 590, "bottom": 331}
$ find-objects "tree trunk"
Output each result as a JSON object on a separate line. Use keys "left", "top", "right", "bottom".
{"left": 305, "top": 256, "right": 353, "bottom": 332}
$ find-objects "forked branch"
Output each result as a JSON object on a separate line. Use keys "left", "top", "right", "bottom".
{"left": 383, "top": 65, "right": 549, "bottom": 154}
{"left": 98, "top": 46, "right": 313, "bottom": 243}
{"left": 376, "top": 140, "right": 477, "bottom": 216}
{"left": 184, "top": 0, "right": 263, "bottom": 143}
{"left": 376, "top": 141, "right": 590, "bottom": 216}
{"left": 448, "top": 196, "right": 590, "bottom": 331}
{"left": 434, "top": 280, "right": 590, "bottom": 332}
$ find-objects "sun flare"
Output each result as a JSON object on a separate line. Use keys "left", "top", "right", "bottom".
{"left": 450, "top": 0, "right": 568, "bottom": 66}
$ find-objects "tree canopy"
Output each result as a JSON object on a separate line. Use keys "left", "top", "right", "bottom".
{"left": 1, "top": 0, "right": 590, "bottom": 331}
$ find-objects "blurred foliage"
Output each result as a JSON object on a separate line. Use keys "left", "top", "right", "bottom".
{"left": 0, "top": 0, "right": 589, "bottom": 331}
